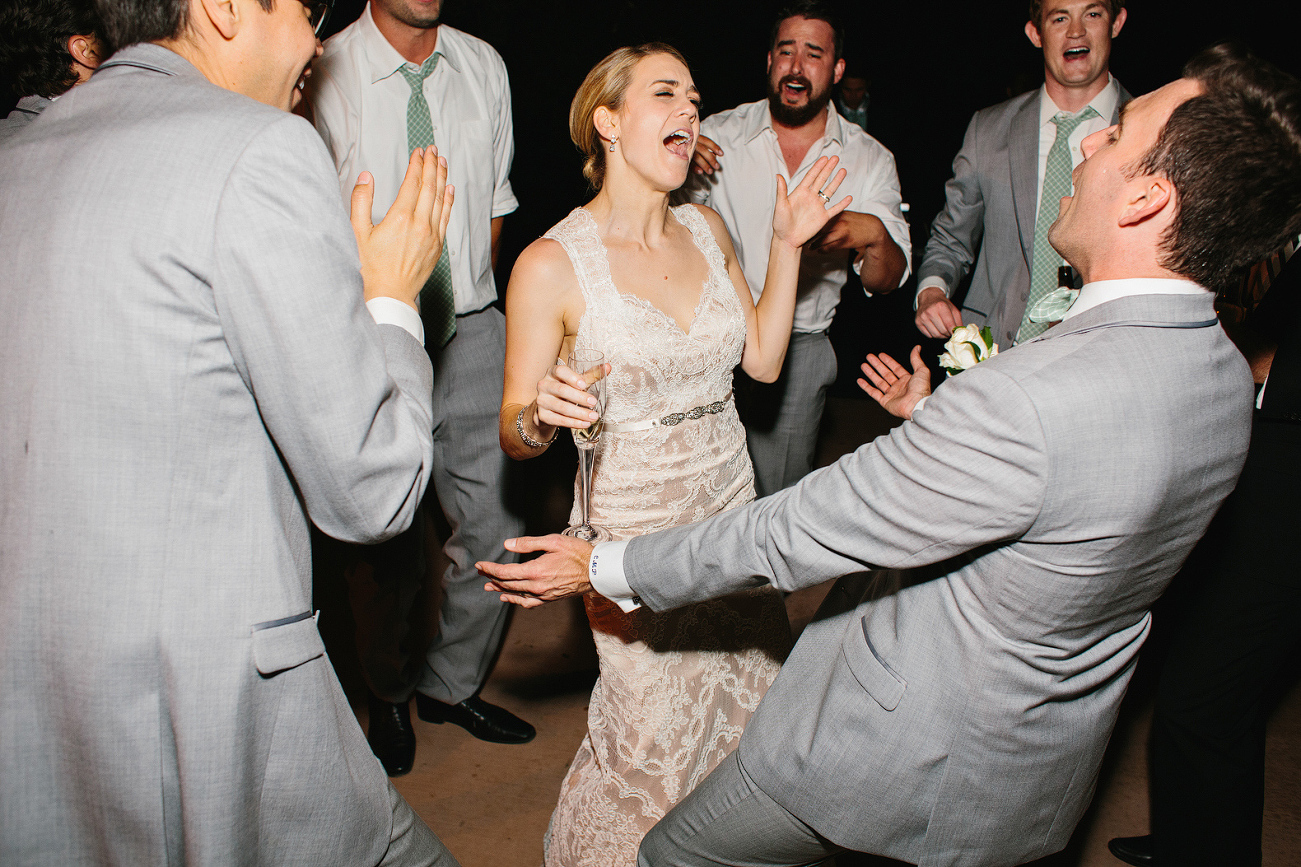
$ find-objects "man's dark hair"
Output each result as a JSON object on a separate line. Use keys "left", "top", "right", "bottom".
{"left": 1027, "top": 0, "right": 1124, "bottom": 28}
{"left": 0, "top": 0, "right": 110, "bottom": 98}
{"left": 770, "top": 1, "right": 843, "bottom": 61}
{"left": 95, "top": 0, "right": 271, "bottom": 49}
{"left": 1134, "top": 42, "right": 1301, "bottom": 294}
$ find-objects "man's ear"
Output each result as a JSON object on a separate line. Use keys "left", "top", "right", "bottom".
{"left": 832, "top": 57, "right": 845, "bottom": 86}
{"left": 67, "top": 33, "right": 102, "bottom": 70}
{"left": 196, "top": 0, "right": 242, "bottom": 40}
{"left": 1110, "top": 7, "right": 1128, "bottom": 38}
{"left": 1118, "top": 176, "right": 1173, "bottom": 228}
{"left": 593, "top": 105, "right": 618, "bottom": 148}
{"left": 1025, "top": 20, "right": 1044, "bottom": 50}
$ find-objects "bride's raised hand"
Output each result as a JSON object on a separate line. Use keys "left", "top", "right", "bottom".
{"left": 772, "top": 155, "right": 851, "bottom": 249}
{"left": 533, "top": 359, "right": 609, "bottom": 431}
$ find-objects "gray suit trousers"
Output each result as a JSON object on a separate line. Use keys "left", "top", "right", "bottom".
{"left": 638, "top": 752, "right": 840, "bottom": 867}
{"left": 739, "top": 330, "right": 838, "bottom": 498}
{"left": 352, "top": 307, "right": 523, "bottom": 704}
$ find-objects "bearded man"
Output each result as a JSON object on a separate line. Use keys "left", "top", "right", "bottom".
{"left": 684, "top": 0, "right": 910, "bottom": 498}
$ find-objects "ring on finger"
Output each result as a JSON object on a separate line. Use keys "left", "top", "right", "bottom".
{"left": 816, "top": 190, "right": 831, "bottom": 203}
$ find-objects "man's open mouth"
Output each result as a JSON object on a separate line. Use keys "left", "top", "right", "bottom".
{"left": 1064, "top": 46, "right": 1090, "bottom": 60}
{"left": 781, "top": 77, "right": 811, "bottom": 99}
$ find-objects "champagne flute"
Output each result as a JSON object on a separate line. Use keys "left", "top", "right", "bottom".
{"left": 563, "top": 349, "right": 609, "bottom": 543}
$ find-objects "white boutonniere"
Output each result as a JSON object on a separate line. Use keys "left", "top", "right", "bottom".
{"left": 939, "top": 324, "right": 999, "bottom": 375}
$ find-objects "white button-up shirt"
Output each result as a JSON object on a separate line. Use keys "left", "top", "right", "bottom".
{"left": 686, "top": 100, "right": 911, "bottom": 333}
{"left": 308, "top": 5, "right": 518, "bottom": 314}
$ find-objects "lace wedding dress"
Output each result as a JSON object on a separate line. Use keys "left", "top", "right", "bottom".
{"left": 541, "top": 205, "right": 791, "bottom": 866}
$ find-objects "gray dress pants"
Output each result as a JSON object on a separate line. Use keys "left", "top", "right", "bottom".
{"left": 637, "top": 752, "right": 841, "bottom": 867}
{"left": 351, "top": 307, "right": 523, "bottom": 705}
{"left": 738, "top": 331, "right": 838, "bottom": 499}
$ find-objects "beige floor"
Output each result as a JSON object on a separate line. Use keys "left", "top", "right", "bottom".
{"left": 323, "top": 397, "right": 1301, "bottom": 867}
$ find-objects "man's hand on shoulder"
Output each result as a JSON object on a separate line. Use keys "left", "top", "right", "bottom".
{"left": 691, "top": 134, "right": 723, "bottom": 175}
{"left": 351, "top": 146, "right": 454, "bottom": 308}
{"left": 915, "top": 285, "right": 963, "bottom": 339}
{"left": 478, "top": 534, "right": 594, "bottom": 608}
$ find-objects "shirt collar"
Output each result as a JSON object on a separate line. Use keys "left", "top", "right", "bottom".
{"left": 743, "top": 99, "right": 844, "bottom": 146}
{"left": 1039, "top": 73, "right": 1119, "bottom": 127}
{"left": 359, "top": 3, "right": 461, "bottom": 84}
{"left": 1063, "top": 277, "right": 1208, "bottom": 321}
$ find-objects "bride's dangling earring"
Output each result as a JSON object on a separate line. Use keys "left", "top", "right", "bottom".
{"left": 609, "top": 137, "right": 617, "bottom": 152}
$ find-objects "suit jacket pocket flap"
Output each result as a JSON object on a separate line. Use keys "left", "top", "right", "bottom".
{"left": 842, "top": 624, "right": 907, "bottom": 711}
{"left": 252, "top": 614, "right": 325, "bottom": 676}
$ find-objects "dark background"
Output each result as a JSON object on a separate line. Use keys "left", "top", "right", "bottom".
{"left": 6, "top": 1, "right": 1296, "bottom": 385}
{"left": 316, "top": 0, "right": 1299, "bottom": 387}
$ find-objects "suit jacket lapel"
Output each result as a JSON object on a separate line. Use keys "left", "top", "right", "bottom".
{"left": 1009, "top": 93, "right": 1040, "bottom": 271}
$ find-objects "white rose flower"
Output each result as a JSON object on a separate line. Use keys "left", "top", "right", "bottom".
{"left": 950, "top": 324, "right": 982, "bottom": 346}
{"left": 940, "top": 325, "right": 1000, "bottom": 374}
{"left": 950, "top": 341, "right": 981, "bottom": 368}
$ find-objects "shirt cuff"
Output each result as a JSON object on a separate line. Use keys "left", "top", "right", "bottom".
{"left": 366, "top": 297, "right": 425, "bottom": 346}
{"left": 915, "top": 276, "right": 949, "bottom": 310}
{"left": 912, "top": 395, "right": 929, "bottom": 415}
{"left": 588, "top": 540, "right": 641, "bottom": 612}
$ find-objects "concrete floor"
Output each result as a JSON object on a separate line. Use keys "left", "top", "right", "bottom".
{"left": 318, "top": 396, "right": 1301, "bottom": 867}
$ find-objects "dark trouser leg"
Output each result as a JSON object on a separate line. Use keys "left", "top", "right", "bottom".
{"left": 1150, "top": 422, "right": 1301, "bottom": 866}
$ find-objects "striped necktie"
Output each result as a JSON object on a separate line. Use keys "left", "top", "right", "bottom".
{"left": 399, "top": 54, "right": 456, "bottom": 347}
{"left": 1017, "top": 107, "right": 1099, "bottom": 343}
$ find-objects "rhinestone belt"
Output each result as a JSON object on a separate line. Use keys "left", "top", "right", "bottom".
{"left": 603, "top": 391, "right": 732, "bottom": 433}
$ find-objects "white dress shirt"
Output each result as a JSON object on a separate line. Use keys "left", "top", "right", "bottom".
{"left": 687, "top": 100, "right": 911, "bottom": 333}
{"left": 918, "top": 76, "right": 1121, "bottom": 303}
{"left": 308, "top": 6, "right": 518, "bottom": 314}
{"left": 590, "top": 276, "right": 1212, "bottom": 610}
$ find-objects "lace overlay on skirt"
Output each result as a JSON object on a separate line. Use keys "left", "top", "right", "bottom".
{"left": 541, "top": 206, "right": 791, "bottom": 866}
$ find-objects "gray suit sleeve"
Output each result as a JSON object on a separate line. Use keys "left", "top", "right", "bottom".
{"left": 625, "top": 365, "right": 1048, "bottom": 610}
{"left": 917, "top": 112, "right": 985, "bottom": 294}
{"left": 212, "top": 115, "right": 434, "bottom": 543}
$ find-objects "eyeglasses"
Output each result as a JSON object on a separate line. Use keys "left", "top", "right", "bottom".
{"left": 303, "top": 0, "right": 333, "bottom": 36}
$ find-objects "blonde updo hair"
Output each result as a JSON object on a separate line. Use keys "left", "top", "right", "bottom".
{"left": 569, "top": 43, "right": 690, "bottom": 191}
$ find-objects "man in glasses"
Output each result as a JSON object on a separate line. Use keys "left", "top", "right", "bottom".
{"left": 306, "top": 0, "right": 531, "bottom": 777}
{"left": 0, "top": 0, "right": 460, "bottom": 863}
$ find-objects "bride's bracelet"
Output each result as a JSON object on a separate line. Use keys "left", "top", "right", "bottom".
{"left": 516, "top": 406, "right": 558, "bottom": 449}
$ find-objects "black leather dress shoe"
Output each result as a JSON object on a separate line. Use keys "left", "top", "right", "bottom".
{"left": 415, "top": 693, "right": 536, "bottom": 744}
{"left": 367, "top": 694, "right": 416, "bottom": 777}
{"left": 1107, "top": 835, "right": 1154, "bottom": 866}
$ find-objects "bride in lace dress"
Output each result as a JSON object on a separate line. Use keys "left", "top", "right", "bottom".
{"left": 495, "top": 44, "right": 848, "bottom": 866}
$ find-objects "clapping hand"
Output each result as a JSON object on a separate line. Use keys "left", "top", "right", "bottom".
{"left": 858, "top": 346, "right": 932, "bottom": 420}
{"left": 351, "top": 146, "right": 455, "bottom": 308}
{"left": 772, "top": 155, "right": 851, "bottom": 249}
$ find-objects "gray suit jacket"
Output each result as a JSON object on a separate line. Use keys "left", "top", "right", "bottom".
{"left": 0, "top": 95, "right": 51, "bottom": 145}
{"left": 624, "top": 292, "right": 1251, "bottom": 865}
{"left": 918, "top": 86, "right": 1128, "bottom": 348}
{"left": 0, "top": 45, "right": 435, "bottom": 864}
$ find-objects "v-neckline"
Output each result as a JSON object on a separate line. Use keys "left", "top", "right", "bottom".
{"left": 578, "top": 206, "right": 712, "bottom": 338}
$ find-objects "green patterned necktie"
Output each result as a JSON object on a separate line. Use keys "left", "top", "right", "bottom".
{"left": 1016, "top": 107, "right": 1100, "bottom": 344}
{"left": 399, "top": 54, "right": 456, "bottom": 347}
